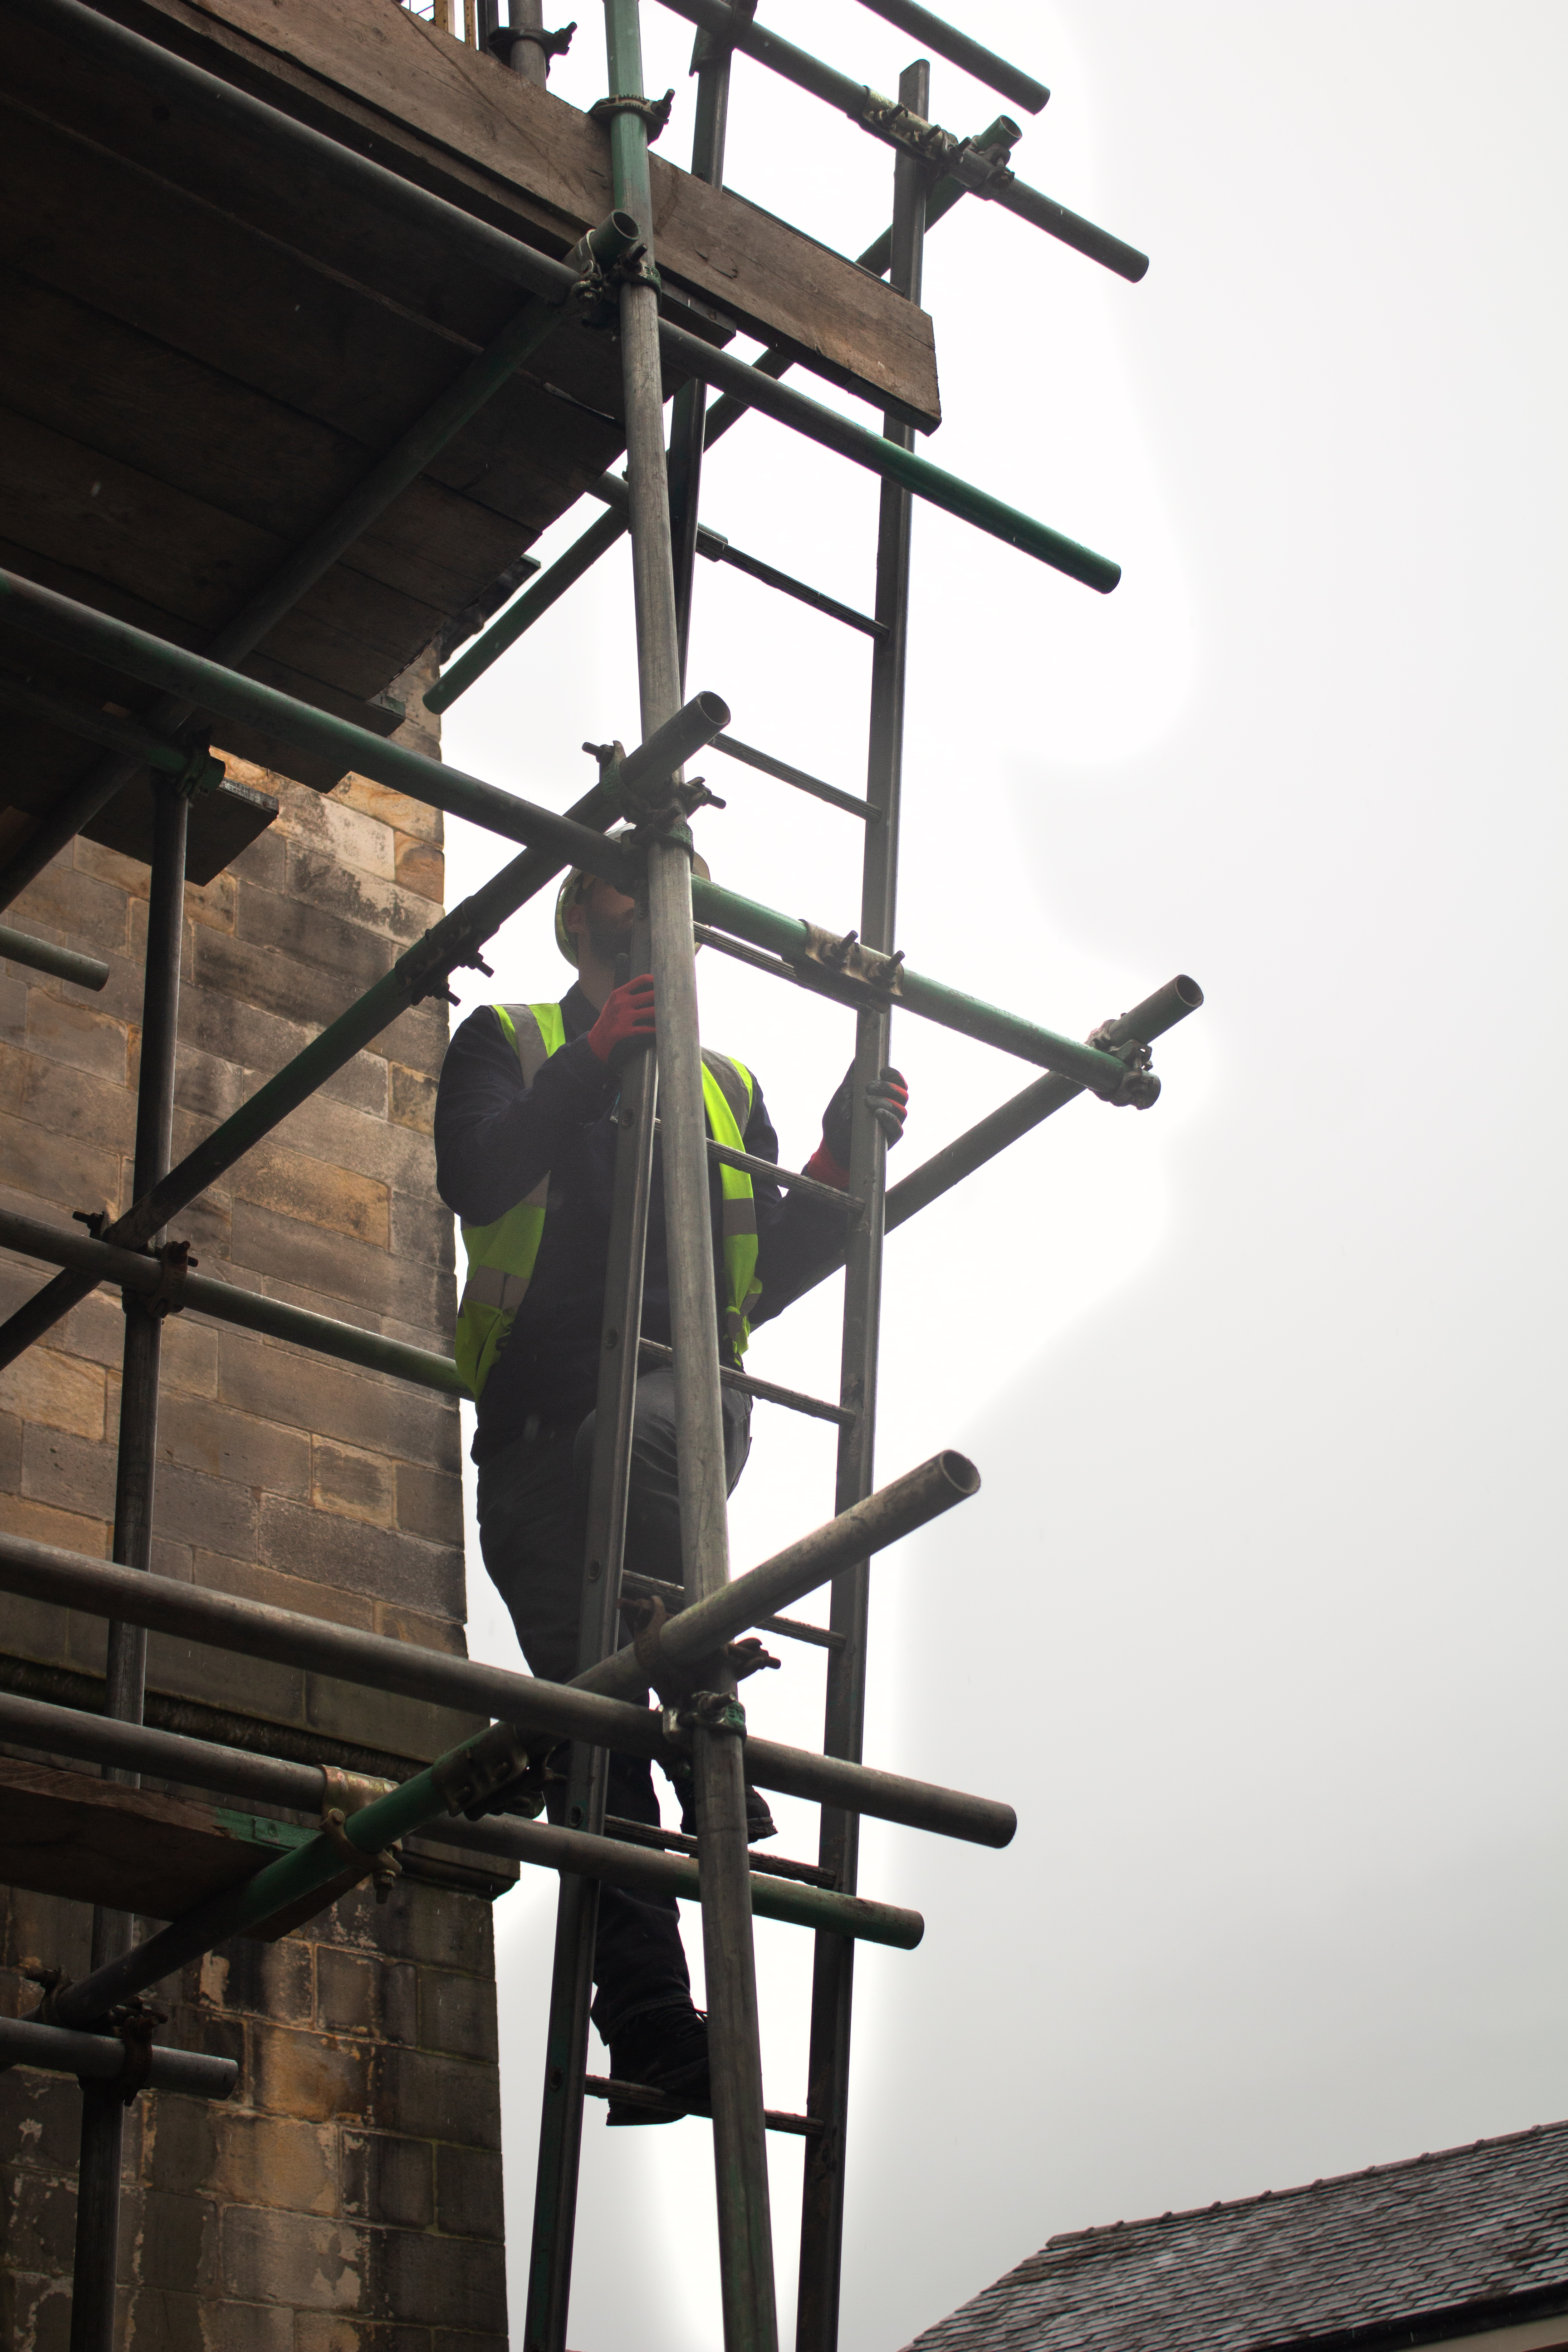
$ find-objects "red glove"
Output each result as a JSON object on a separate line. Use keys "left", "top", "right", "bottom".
{"left": 587, "top": 973, "right": 657, "bottom": 1068}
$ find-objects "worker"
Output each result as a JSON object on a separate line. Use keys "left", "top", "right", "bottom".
{"left": 433, "top": 845, "right": 907, "bottom": 2122}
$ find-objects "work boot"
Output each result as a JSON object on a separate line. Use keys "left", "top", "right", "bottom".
{"left": 606, "top": 1999, "right": 710, "bottom": 2127}
{"left": 676, "top": 1784, "right": 778, "bottom": 1842}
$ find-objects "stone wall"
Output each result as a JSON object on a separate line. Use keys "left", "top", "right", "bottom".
{"left": 0, "top": 666, "right": 511, "bottom": 2350}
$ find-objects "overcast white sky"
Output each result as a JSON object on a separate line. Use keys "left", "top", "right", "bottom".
{"left": 436, "top": 5, "right": 1568, "bottom": 2346}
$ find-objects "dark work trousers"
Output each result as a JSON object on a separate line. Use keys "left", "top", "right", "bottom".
{"left": 475, "top": 1364, "right": 752, "bottom": 2043}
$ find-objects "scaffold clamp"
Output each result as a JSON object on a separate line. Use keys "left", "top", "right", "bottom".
{"left": 588, "top": 89, "right": 676, "bottom": 145}
{"left": 1085, "top": 1018, "right": 1162, "bottom": 1109}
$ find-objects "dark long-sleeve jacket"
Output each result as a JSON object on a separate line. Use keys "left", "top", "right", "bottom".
{"left": 434, "top": 984, "right": 843, "bottom": 1458}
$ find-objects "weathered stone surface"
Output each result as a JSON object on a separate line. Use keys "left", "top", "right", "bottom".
{"left": 0, "top": 713, "right": 509, "bottom": 2349}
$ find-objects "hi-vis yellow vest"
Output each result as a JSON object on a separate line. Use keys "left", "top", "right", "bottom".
{"left": 454, "top": 1001, "right": 764, "bottom": 1401}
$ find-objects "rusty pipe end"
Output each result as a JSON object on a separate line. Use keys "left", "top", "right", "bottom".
{"left": 936, "top": 1449, "right": 981, "bottom": 1498}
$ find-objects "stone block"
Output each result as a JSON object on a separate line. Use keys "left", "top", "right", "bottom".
{"left": 0, "top": 2270, "right": 73, "bottom": 2352}
{"left": 155, "top": 1391, "right": 312, "bottom": 1500}
{"left": 146, "top": 2096, "right": 218, "bottom": 2197}
{"left": 376, "top": 2049, "right": 500, "bottom": 2150}
{"left": 73, "top": 835, "right": 150, "bottom": 899}
{"left": 433, "top": 2143, "right": 504, "bottom": 2242}
{"left": 221, "top": 1333, "right": 457, "bottom": 1473}
{"left": 235, "top": 885, "right": 393, "bottom": 998}
{"left": 20, "top": 1422, "right": 115, "bottom": 1518}
{"left": 0, "top": 973, "right": 27, "bottom": 1044}
{"left": 152, "top": 1534, "right": 195, "bottom": 1582}
{"left": 284, "top": 791, "right": 396, "bottom": 883}
{"left": 211, "top": 2112, "right": 337, "bottom": 2216}
{"left": 285, "top": 848, "right": 430, "bottom": 947}
{"left": 376, "top": 999, "right": 448, "bottom": 1082}
{"left": 315, "top": 1947, "right": 379, "bottom": 2038}
{"left": 227, "top": 1138, "right": 390, "bottom": 1251}
{"left": 0, "top": 1110, "right": 122, "bottom": 1222}
{"left": 387, "top": 1063, "right": 437, "bottom": 1136}
{"left": 137, "top": 2188, "right": 222, "bottom": 2295}
{"left": 4, "top": 1883, "right": 94, "bottom": 1979}
{"left": 0, "top": 2059, "right": 81, "bottom": 2173}
{"left": 24, "top": 989, "right": 128, "bottom": 1084}
{"left": 419, "top": 1973, "right": 499, "bottom": 2066}
{"left": 3, "top": 1492, "right": 108, "bottom": 1556}
{"left": 0, "top": 1404, "right": 20, "bottom": 1490}
{"left": 194, "top": 1553, "right": 375, "bottom": 1631}
{"left": 179, "top": 990, "right": 386, "bottom": 1121}
{"left": 143, "top": 1628, "right": 305, "bottom": 1728}
{"left": 301, "top": 1680, "right": 477, "bottom": 1774}
{"left": 10, "top": 856, "right": 131, "bottom": 957}
{"left": 151, "top": 1465, "right": 259, "bottom": 1563}
{"left": 0, "top": 2166, "right": 78, "bottom": 2273}
{"left": 249, "top": 2020, "right": 372, "bottom": 2126}
{"left": 0, "top": 1347, "right": 105, "bottom": 1443}
{"left": 193, "top": 930, "right": 367, "bottom": 1036}
{"left": 227, "top": 1202, "right": 446, "bottom": 1332}
{"left": 345, "top": 1884, "right": 492, "bottom": 1982}
{"left": 392, "top": 1464, "right": 463, "bottom": 1548}
{"left": 121, "top": 2286, "right": 211, "bottom": 2352}
{"left": 176, "top": 1044, "right": 249, "bottom": 1127}
{"left": 214, "top": 2302, "right": 297, "bottom": 2352}
{"left": 159, "top": 1317, "right": 221, "bottom": 1402}
{"left": 389, "top": 1195, "right": 456, "bottom": 1278}
{"left": 296, "top": 2319, "right": 431, "bottom": 2352}
{"left": 220, "top": 2206, "right": 369, "bottom": 2313}
{"left": 348, "top": 2133, "right": 433, "bottom": 2231}
{"left": 337, "top": 778, "right": 442, "bottom": 846}
{"left": 258, "top": 1498, "right": 462, "bottom": 1615}
{"left": 373, "top": 2229, "right": 506, "bottom": 2333}
{"left": 203, "top": 1935, "right": 314, "bottom": 2028}
{"left": 313, "top": 1439, "right": 397, "bottom": 1529}
{"left": 373, "top": 1607, "right": 465, "bottom": 1656}
{"left": 0, "top": 1038, "right": 136, "bottom": 1155}
{"left": 60, "top": 1287, "right": 129, "bottom": 1372}
{"left": 393, "top": 835, "right": 443, "bottom": 905}
{"left": 267, "top": 1090, "right": 437, "bottom": 1204}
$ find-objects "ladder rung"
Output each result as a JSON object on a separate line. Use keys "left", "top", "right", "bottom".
{"left": 584, "top": 2076, "right": 823, "bottom": 2135}
{"left": 619, "top": 1568, "right": 848, "bottom": 1653}
{"left": 635, "top": 1338, "right": 854, "bottom": 1430}
{"left": 603, "top": 1812, "right": 841, "bottom": 1889}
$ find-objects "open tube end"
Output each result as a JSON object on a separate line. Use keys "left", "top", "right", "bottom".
{"left": 1174, "top": 973, "right": 1204, "bottom": 1008}
{"left": 937, "top": 1450, "right": 981, "bottom": 1498}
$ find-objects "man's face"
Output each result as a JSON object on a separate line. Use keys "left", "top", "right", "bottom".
{"left": 571, "top": 877, "right": 637, "bottom": 967}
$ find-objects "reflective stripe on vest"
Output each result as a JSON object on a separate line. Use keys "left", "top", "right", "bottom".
{"left": 453, "top": 1002, "right": 564, "bottom": 1401}
{"left": 453, "top": 1004, "right": 763, "bottom": 1400}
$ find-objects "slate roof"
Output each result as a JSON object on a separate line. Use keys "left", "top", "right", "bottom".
{"left": 904, "top": 2120, "right": 1568, "bottom": 2352}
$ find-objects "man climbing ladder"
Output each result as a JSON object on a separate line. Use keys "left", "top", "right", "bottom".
{"left": 434, "top": 848, "right": 908, "bottom": 2117}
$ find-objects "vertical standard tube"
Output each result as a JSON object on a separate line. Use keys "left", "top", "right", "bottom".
{"left": 506, "top": 0, "right": 550, "bottom": 80}
{"left": 523, "top": 918, "right": 659, "bottom": 2352}
{"left": 71, "top": 779, "right": 188, "bottom": 2352}
{"left": 601, "top": 5, "right": 777, "bottom": 2346}
{"left": 796, "top": 60, "right": 928, "bottom": 2352}
{"left": 668, "top": 38, "right": 735, "bottom": 680}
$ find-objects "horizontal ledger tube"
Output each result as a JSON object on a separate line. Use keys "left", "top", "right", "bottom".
{"left": 0, "top": 1205, "right": 464, "bottom": 1393}
{"left": 689, "top": 878, "right": 1137, "bottom": 1093}
{"left": 0, "top": 1534, "right": 1018, "bottom": 1852}
{"left": 0, "top": 922, "right": 109, "bottom": 990}
{"left": 0, "top": 1693, "right": 922, "bottom": 1952}
{"left": 0, "top": 2014, "right": 238, "bottom": 2100}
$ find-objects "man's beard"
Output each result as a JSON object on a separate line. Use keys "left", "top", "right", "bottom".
{"left": 585, "top": 903, "right": 636, "bottom": 966}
